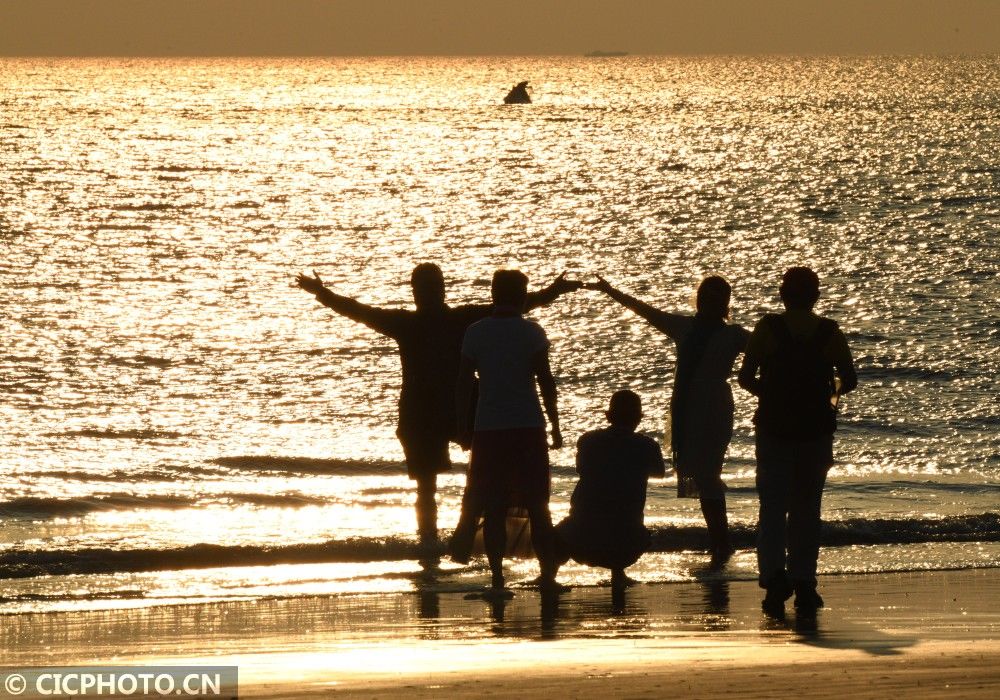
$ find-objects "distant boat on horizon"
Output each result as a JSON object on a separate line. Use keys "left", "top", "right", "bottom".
{"left": 585, "top": 50, "right": 629, "bottom": 57}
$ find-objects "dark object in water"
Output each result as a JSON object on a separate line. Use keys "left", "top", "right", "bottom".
{"left": 504, "top": 81, "right": 531, "bottom": 104}
{"left": 448, "top": 507, "right": 534, "bottom": 563}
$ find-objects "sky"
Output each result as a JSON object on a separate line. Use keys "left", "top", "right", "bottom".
{"left": 1, "top": 0, "right": 999, "bottom": 56}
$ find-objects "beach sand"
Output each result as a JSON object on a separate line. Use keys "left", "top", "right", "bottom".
{"left": 3, "top": 567, "right": 1000, "bottom": 698}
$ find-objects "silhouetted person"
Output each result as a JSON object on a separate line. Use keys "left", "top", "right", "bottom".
{"left": 504, "top": 81, "right": 531, "bottom": 104}
{"left": 589, "top": 276, "right": 749, "bottom": 566}
{"left": 737, "top": 267, "right": 857, "bottom": 616}
{"left": 553, "top": 390, "right": 665, "bottom": 589}
{"left": 453, "top": 269, "right": 562, "bottom": 596}
{"left": 296, "top": 264, "right": 580, "bottom": 544}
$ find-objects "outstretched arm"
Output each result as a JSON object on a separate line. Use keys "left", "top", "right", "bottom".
{"left": 296, "top": 271, "right": 402, "bottom": 338}
{"left": 586, "top": 276, "right": 687, "bottom": 339}
{"left": 524, "top": 272, "right": 583, "bottom": 312}
{"left": 533, "top": 348, "right": 562, "bottom": 449}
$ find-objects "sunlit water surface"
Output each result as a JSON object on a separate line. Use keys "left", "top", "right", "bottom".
{"left": 1, "top": 57, "right": 998, "bottom": 613}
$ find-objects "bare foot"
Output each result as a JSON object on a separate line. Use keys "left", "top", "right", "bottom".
{"left": 709, "top": 545, "right": 736, "bottom": 569}
{"left": 523, "top": 575, "right": 571, "bottom": 592}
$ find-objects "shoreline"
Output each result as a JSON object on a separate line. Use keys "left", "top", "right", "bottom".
{"left": 5, "top": 544, "right": 1000, "bottom": 617}
{"left": 3, "top": 568, "right": 1000, "bottom": 697}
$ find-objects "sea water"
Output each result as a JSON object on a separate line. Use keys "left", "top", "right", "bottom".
{"left": 1, "top": 56, "right": 998, "bottom": 613}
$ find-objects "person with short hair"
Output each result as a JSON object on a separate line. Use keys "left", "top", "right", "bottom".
{"left": 453, "top": 269, "right": 563, "bottom": 595}
{"left": 296, "top": 264, "right": 580, "bottom": 545}
{"left": 738, "top": 266, "right": 857, "bottom": 615}
{"left": 554, "top": 390, "right": 665, "bottom": 588}
{"left": 588, "top": 275, "right": 750, "bottom": 566}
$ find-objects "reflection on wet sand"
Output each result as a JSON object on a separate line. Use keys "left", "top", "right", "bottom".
{"left": 4, "top": 570, "right": 996, "bottom": 675}
{"left": 790, "top": 606, "right": 916, "bottom": 657}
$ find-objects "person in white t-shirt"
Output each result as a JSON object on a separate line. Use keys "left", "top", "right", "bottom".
{"left": 452, "top": 269, "right": 563, "bottom": 595}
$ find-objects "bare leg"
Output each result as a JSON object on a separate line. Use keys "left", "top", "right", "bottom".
{"left": 550, "top": 523, "right": 570, "bottom": 581}
{"left": 415, "top": 474, "right": 438, "bottom": 544}
{"left": 484, "top": 504, "right": 507, "bottom": 590}
{"left": 700, "top": 496, "right": 733, "bottom": 566}
{"left": 526, "top": 503, "right": 557, "bottom": 584}
{"left": 611, "top": 568, "right": 638, "bottom": 588}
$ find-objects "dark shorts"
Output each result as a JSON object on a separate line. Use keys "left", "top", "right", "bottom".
{"left": 554, "top": 516, "right": 649, "bottom": 570}
{"left": 467, "top": 427, "right": 550, "bottom": 510}
{"left": 398, "top": 431, "right": 451, "bottom": 481}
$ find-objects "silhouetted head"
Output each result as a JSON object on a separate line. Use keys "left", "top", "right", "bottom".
{"left": 410, "top": 263, "right": 446, "bottom": 310}
{"left": 606, "top": 389, "right": 642, "bottom": 431}
{"left": 491, "top": 269, "right": 529, "bottom": 310}
{"left": 695, "top": 275, "right": 732, "bottom": 320}
{"left": 779, "top": 267, "right": 821, "bottom": 311}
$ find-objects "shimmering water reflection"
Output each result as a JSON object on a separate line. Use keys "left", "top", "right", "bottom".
{"left": 1, "top": 56, "right": 998, "bottom": 609}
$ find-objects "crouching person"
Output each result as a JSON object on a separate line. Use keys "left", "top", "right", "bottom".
{"left": 554, "top": 390, "right": 665, "bottom": 588}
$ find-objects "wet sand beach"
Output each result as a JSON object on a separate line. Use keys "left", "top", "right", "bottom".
{"left": 3, "top": 568, "right": 999, "bottom": 698}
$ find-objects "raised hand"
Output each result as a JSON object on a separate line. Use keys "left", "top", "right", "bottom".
{"left": 550, "top": 271, "right": 584, "bottom": 295}
{"left": 296, "top": 270, "right": 326, "bottom": 295}
{"left": 583, "top": 275, "right": 614, "bottom": 294}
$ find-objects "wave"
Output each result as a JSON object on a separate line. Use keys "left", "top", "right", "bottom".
{"left": 0, "top": 495, "right": 197, "bottom": 518}
{"left": 94, "top": 224, "right": 153, "bottom": 231}
{"left": 858, "top": 365, "right": 955, "bottom": 381}
{"left": 799, "top": 206, "right": 841, "bottom": 220}
{"left": 17, "top": 467, "right": 225, "bottom": 483}
{"left": 937, "top": 195, "right": 994, "bottom": 207}
{"left": 211, "top": 455, "right": 565, "bottom": 479}
{"left": 844, "top": 331, "right": 889, "bottom": 343}
{"left": 820, "top": 513, "right": 1000, "bottom": 546}
{"left": 230, "top": 493, "right": 332, "bottom": 507}
{"left": 949, "top": 416, "right": 1000, "bottom": 430}
{"left": 150, "top": 165, "right": 228, "bottom": 173}
{"left": 0, "top": 537, "right": 422, "bottom": 579}
{"left": 44, "top": 428, "right": 185, "bottom": 440}
{"left": 3, "top": 514, "right": 998, "bottom": 580}
{"left": 837, "top": 418, "right": 939, "bottom": 438}
{"left": 106, "top": 355, "right": 174, "bottom": 368}
{"left": 0, "top": 491, "right": 335, "bottom": 518}
{"left": 113, "top": 202, "right": 194, "bottom": 212}
{"left": 211, "top": 456, "right": 408, "bottom": 475}
{"left": 652, "top": 513, "right": 1000, "bottom": 551}
{"left": 0, "top": 590, "right": 147, "bottom": 604}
